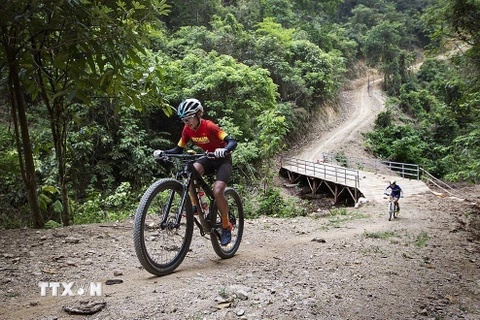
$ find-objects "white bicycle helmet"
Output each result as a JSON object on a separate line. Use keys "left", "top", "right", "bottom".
{"left": 177, "top": 98, "right": 203, "bottom": 118}
{"left": 390, "top": 180, "right": 396, "bottom": 185}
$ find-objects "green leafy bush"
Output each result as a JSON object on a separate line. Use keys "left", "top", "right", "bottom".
{"left": 252, "top": 186, "right": 307, "bottom": 218}
{"left": 72, "top": 182, "right": 139, "bottom": 224}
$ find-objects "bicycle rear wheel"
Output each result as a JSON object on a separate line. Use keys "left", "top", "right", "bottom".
{"left": 210, "top": 188, "right": 244, "bottom": 259}
{"left": 133, "top": 179, "right": 194, "bottom": 276}
{"left": 388, "top": 201, "right": 395, "bottom": 221}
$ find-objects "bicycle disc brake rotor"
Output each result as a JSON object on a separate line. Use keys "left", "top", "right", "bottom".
{"left": 164, "top": 216, "right": 179, "bottom": 236}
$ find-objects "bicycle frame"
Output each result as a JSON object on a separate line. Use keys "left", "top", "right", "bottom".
{"left": 159, "top": 153, "right": 216, "bottom": 235}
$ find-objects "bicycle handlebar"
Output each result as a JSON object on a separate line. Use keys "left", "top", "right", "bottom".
{"left": 384, "top": 192, "right": 404, "bottom": 198}
{"left": 163, "top": 153, "right": 209, "bottom": 159}
{"left": 157, "top": 151, "right": 225, "bottom": 162}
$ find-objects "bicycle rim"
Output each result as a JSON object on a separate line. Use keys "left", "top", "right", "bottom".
{"left": 133, "top": 179, "right": 193, "bottom": 276}
{"left": 210, "top": 188, "right": 244, "bottom": 259}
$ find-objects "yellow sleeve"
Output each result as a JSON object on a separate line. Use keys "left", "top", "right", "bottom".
{"left": 178, "top": 138, "right": 188, "bottom": 148}
{"left": 218, "top": 130, "right": 228, "bottom": 141}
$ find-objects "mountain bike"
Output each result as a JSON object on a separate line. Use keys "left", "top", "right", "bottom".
{"left": 133, "top": 152, "right": 244, "bottom": 276}
{"left": 384, "top": 193, "right": 401, "bottom": 221}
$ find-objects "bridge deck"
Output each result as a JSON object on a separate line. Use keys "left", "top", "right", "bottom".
{"left": 358, "top": 171, "right": 431, "bottom": 202}
{"left": 280, "top": 157, "right": 361, "bottom": 203}
{"left": 281, "top": 157, "right": 431, "bottom": 204}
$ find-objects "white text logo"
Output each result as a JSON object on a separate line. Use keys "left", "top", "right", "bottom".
{"left": 38, "top": 282, "right": 102, "bottom": 297}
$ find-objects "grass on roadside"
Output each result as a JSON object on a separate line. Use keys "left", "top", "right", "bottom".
{"left": 320, "top": 207, "right": 369, "bottom": 230}
{"left": 414, "top": 231, "right": 430, "bottom": 247}
{"left": 362, "top": 229, "right": 431, "bottom": 247}
{"left": 363, "top": 231, "right": 397, "bottom": 239}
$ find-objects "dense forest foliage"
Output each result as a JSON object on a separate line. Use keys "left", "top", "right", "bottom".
{"left": 1, "top": 0, "right": 478, "bottom": 228}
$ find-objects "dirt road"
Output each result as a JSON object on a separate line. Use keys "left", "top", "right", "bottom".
{"left": 1, "top": 77, "right": 480, "bottom": 320}
{"left": 297, "top": 76, "right": 385, "bottom": 162}
{"left": 294, "top": 76, "right": 430, "bottom": 203}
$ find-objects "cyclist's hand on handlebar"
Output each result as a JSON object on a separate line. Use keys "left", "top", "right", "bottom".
{"left": 153, "top": 149, "right": 165, "bottom": 160}
{"left": 214, "top": 148, "right": 228, "bottom": 158}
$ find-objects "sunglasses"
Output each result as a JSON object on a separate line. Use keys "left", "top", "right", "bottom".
{"left": 181, "top": 115, "right": 196, "bottom": 123}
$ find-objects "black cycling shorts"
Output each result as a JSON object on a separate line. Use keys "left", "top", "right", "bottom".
{"left": 196, "top": 156, "right": 232, "bottom": 183}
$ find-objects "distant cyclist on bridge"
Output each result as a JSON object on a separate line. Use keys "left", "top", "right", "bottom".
{"left": 154, "top": 98, "right": 237, "bottom": 246}
{"left": 385, "top": 180, "right": 403, "bottom": 214}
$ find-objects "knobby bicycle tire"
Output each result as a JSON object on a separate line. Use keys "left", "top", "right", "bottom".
{"left": 133, "top": 179, "right": 194, "bottom": 276}
{"left": 210, "top": 188, "right": 244, "bottom": 259}
{"left": 388, "top": 201, "right": 395, "bottom": 221}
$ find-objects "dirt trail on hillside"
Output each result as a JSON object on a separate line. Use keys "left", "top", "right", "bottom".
{"left": 295, "top": 75, "right": 432, "bottom": 203}
{"left": 297, "top": 75, "right": 385, "bottom": 162}
{"left": 1, "top": 76, "right": 480, "bottom": 320}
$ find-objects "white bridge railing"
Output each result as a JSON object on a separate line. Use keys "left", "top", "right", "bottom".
{"left": 281, "top": 157, "right": 360, "bottom": 189}
{"left": 322, "top": 152, "right": 420, "bottom": 180}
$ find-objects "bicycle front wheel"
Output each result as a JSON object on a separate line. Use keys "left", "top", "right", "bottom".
{"left": 210, "top": 188, "right": 244, "bottom": 259}
{"left": 133, "top": 179, "right": 194, "bottom": 276}
{"left": 388, "top": 201, "right": 395, "bottom": 221}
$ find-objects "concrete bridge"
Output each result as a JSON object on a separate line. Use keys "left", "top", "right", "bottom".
{"left": 280, "top": 154, "right": 431, "bottom": 205}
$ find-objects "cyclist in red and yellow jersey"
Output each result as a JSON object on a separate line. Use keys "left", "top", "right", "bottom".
{"left": 154, "top": 99, "right": 237, "bottom": 246}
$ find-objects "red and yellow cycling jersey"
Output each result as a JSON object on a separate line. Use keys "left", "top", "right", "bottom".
{"left": 178, "top": 119, "right": 228, "bottom": 152}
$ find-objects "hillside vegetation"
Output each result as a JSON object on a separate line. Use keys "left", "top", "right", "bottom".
{"left": 0, "top": 0, "right": 478, "bottom": 228}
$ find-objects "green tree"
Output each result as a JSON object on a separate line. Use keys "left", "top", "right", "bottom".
{"left": 163, "top": 0, "right": 225, "bottom": 30}
{"left": 251, "top": 17, "right": 343, "bottom": 106}
{"left": 293, "top": 0, "right": 344, "bottom": 18}
{"left": 229, "top": 0, "right": 264, "bottom": 29}
{"left": 209, "top": 14, "right": 251, "bottom": 59}
{"left": 163, "top": 50, "right": 278, "bottom": 141}
{"left": 261, "top": 0, "right": 295, "bottom": 27}
{"left": 443, "top": 128, "right": 480, "bottom": 183}
{"left": 0, "top": 0, "right": 170, "bottom": 227}
{"left": 288, "top": 40, "right": 343, "bottom": 104}
{"left": 363, "top": 20, "right": 406, "bottom": 92}
{"left": 350, "top": 4, "right": 377, "bottom": 28}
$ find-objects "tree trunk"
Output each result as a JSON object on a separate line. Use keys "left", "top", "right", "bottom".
{"left": 53, "top": 100, "right": 71, "bottom": 226}
{"left": 39, "top": 78, "right": 72, "bottom": 226}
{"left": 31, "top": 35, "right": 72, "bottom": 226}
{"left": 2, "top": 30, "right": 44, "bottom": 228}
{"left": 54, "top": 127, "right": 71, "bottom": 226}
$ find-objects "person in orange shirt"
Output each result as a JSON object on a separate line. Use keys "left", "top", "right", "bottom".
{"left": 154, "top": 99, "right": 237, "bottom": 245}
